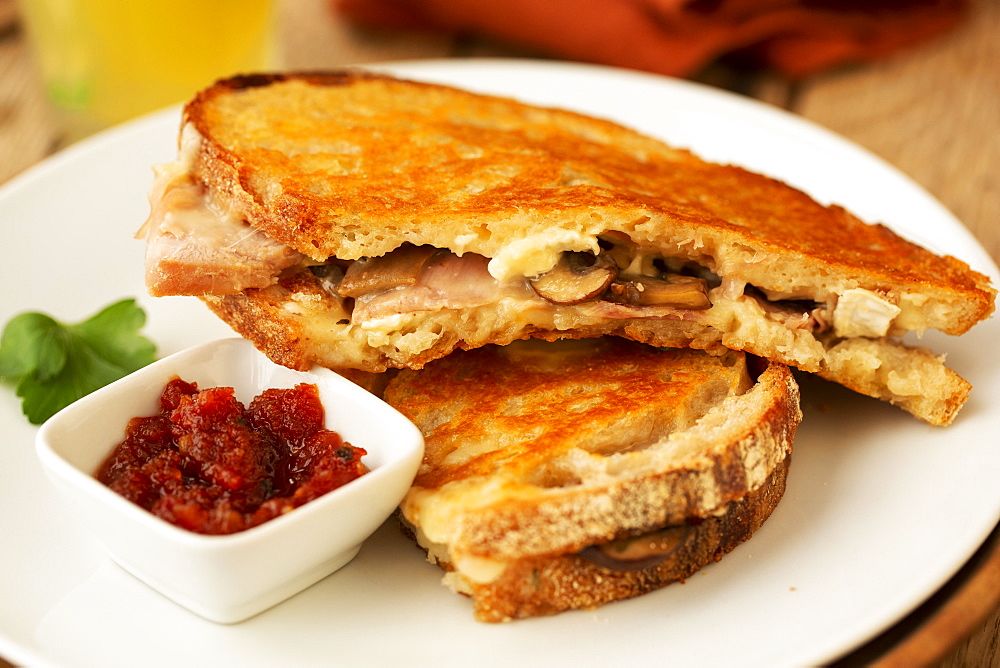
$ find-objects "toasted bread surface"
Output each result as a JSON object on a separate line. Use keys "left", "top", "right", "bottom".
{"left": 383, "top": 340, "right": 799, "bottom": 621}
{"left": 183, "top": 71, "right": 993, "bottom": 333}
{"left": 386, "top": 341, "right": 799, "bottom": 559}
{"left": 394, "top": 340, "right": 753, "bottom": 491}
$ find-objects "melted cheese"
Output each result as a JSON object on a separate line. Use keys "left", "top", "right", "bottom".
{"left": 453, "top": 554, "right": 508, "bottom": 584}
{"left": 832, "top": 288, "right": 901, "bottom": 338}
{"left": 487, "top": 230, "right": 599, "bottom": 281}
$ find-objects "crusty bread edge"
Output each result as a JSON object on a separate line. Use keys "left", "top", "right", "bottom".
{"left": 401, "top": 358, "right": 800, "bottom": 561}
{"left": 403, "top": 452, "right": 789, "bottom": 623}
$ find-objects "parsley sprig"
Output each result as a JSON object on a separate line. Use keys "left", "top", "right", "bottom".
{"left": 0, "top": 299, "right": 157, "bottom": 424}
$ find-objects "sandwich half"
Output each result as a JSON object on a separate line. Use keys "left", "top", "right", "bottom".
{"left": 382, "top": 339, "right": 800, "bottom": 622}
{"left": 138, "top": 71, "right": 995, "bottom": 425}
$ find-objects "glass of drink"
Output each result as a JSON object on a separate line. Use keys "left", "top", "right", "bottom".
{"left": 19, "top": 0, "right": 277, "bottom": 142}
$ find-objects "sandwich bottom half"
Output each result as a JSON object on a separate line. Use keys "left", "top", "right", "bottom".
{"left": 398, "top": 457, "right": 788, "bottom": 623}
{"left": 382, "top": 340, "right": 801, "bottom": 622}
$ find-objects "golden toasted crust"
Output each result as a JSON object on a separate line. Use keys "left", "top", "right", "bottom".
{"left": 395, "top": 341, "right": 753, "bottom": 491}
{"left": 183, "top": 71, "right": 994, "bottom": 333}
{"left": 387, "top": 342, "right": 799, "bottom": 559}
{"left": 383, "top": 341, "right": 799, "bottom": 621}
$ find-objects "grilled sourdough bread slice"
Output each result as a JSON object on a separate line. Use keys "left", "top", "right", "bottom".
{"left": 382, "top": 339, "right": 801, "bottom": 622}
{"left": 140, "top": 71, "right": 995, "bottom": 425}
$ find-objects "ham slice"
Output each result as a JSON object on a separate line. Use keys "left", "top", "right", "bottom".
{"left": 351, "top": 250, "right": 536, "bottom": 320}
{"left": 138, "top": 162, "right": 304, "bottom": 297}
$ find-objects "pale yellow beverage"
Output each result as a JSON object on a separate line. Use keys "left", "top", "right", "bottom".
{"left": 20, "top": 0, "right": 276, "bottom": 141}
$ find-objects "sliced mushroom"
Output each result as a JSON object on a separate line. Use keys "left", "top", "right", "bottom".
{"left": 337, "top": 244, "right": 440, "bottom": 298}
{"left": 609, "top": 274, "right": 711, "bottom": 309}
{"left": 530, "top": 252, "right": 617, "bottom": 305}
{"left": 579, "top": 525, "right": 691, "bottom": 572}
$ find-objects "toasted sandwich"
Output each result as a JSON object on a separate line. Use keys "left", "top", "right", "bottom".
{"left": 138, "top": 71, "right": 995, "bottom": 425}
{"left": 382, "top": 339, "right": 800, "bottom": 621}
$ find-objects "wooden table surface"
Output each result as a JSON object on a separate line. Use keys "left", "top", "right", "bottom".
{"left": 1, "top": 0, "right": 997, "bottom": 665}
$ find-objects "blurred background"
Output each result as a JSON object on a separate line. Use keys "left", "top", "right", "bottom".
{"left": 0, "top": 0, "right": 997, "bottom": 665}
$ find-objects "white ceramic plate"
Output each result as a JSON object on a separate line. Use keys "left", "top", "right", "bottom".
{"left": 1, "top": 59, "right": 997, "bottom": 668}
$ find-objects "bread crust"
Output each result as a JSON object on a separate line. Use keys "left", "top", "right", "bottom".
{"left": 423, "top": 457, "right": 789, "bottom": 623}
{"left": 391, "top": 348, "right": 799, "bottom": 557}
{"left": 181, "top": 71, "right": 994, "bottom": 333}
{"left": 382, "top": 341, "right": 799, "bottom": 620}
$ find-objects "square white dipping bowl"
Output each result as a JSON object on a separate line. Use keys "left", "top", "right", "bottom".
{"left": 35, "top": 338, "right": 424, "bottom": 624}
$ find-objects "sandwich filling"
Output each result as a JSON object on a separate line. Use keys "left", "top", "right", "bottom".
{"left": 140, "top": 134, "right": 903, "bottom": 346}
{"left": 140, "top": 154, "right": 904, "bottom": 372}
{"left": 406, "top": 517, "right": 695, "bottom": 588}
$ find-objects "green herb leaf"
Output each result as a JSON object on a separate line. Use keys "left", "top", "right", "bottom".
{"left": 0, "top": 299, "right": 157, "bottom": 424}
{"left": 0, "top": 312, "right": 68, "bottom": 382}
{"left": 71, "top": 299, "right": 157, "bottom": 374}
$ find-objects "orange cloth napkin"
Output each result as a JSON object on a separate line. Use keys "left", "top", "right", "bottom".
{"left": 333, "top": 0, "right": 967, "bottom": 79}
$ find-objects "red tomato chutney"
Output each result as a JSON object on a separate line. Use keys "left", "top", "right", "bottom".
{"left": 95, "top": 377, "right": 368, "bottom": 535}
